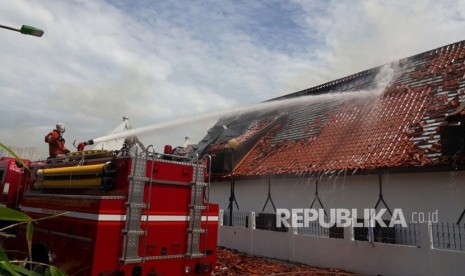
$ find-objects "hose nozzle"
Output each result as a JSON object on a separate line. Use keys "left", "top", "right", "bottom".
{"left": 77, "top": 140, "right": 95, "bottom": 151}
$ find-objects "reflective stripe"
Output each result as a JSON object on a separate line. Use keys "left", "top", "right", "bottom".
{"left": 19, "top": 205, "right": 218, "bottom": 222}
{"left": 142, "top": 215, "right": 188, "bottom": 221}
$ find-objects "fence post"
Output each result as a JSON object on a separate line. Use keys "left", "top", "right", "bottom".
{"left": 219, "top": 209, "right": 224, "bottom": 226}
{"left": 290, "top": 212, "right": 298, "bottom": 260}
{"left": 417, "top": 221, "right": 432, "bottom": 250}
{"left": 428, "top": 221, "right": 433, "bottom": 249}
{"left": 249, "top": 211, "right": 256, "bottom": 254}
{"left": 344, "top": 218, "right": 355, "bottom": 241}
{"left": 250, "top": 211, "right": 256, "bottom": 230}
{"left": 292, "top": 212, "right": 298, "bottom": 235}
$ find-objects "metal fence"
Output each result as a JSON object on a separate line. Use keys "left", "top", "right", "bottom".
{"left": 222, "top": 210, "right": 249, "bottom": 228}
{"left": 396, "top": 223, "right": 421, "bottom": 246}
{"left": 296, "top": 220, "right": 329, "bottom": 237}
{"left": 222, "top": 211, "right": 288, "bottom": 232}
{"left": 219, "top": 211, "right": 465, "bottom": 252}
{"left": 255, "top": 213, "right": 288, "bottom": 232}
{"left": 353, "top": 222, "right": 420, "bottom": 246}
{"left": 220, "top": 210, "right": 435, "bottom": 248}
{"left": 432, "top": 222, "right": 465, "bottom": 251}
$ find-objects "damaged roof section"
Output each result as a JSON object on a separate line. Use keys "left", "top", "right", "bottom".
{"left": 208, "top": 117, "right": 279, "bottom": 151}
{"left": 200, "top": 40, "right": 465, "bottom": 177}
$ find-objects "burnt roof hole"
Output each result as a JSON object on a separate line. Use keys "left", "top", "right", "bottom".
{"left": 440, "top": 106, "right": 465, "bottom": 157}
{"left": 405, "top": 123, "right": 423, "bottom": 137}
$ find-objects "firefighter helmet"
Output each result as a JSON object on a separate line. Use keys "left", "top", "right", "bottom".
{"left": 56, "top": 123, "right": 65, "bottom": 134}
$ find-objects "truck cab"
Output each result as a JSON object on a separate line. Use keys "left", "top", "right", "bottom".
{"left": 0, "top": 157, "right": 29, "bottom": 209}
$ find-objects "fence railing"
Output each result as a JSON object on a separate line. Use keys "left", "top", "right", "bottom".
{"left": 219, "top": 211, "right": 465, "bottom": 252}
{"left": 432, "top": 222, "right": 465, "bottom": 252}
{"left": 222, "top": 210, "right": 249, "bottom": 228}
{"left": 353, "top": 222, "right": 420, "bottom": 246}
{"left": 396, "top": 222, "right": 421, "bottom": 246}
{"left": 296, "top": 220, "right": 329, "bottom": 237}
{"left": 255, "top": 212, "right": 287, "bottom": 232}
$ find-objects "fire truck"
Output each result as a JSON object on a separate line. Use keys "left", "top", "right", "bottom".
{"left": 0, "top": 157, "right": 30, "bottom": 210}
{"left": 0, "top": 139, "right": 219, "bottom": 275}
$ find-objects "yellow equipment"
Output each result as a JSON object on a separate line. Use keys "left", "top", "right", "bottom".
{"left": 34, "top": 162, "right": 116, "bottom": 189}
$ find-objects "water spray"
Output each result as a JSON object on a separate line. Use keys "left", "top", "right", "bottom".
{"left": 82, "top": 64, "right": 395, "bottom": 149}
{"left": 89, "top": 90, "right": 371, "bottom": 145}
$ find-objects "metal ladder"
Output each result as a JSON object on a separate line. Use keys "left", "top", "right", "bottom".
{"left": 185, "top": 163, "right": 208, "bottom": 258}
{"left": 120, "top": 154, "right": 148, "bottom": 264}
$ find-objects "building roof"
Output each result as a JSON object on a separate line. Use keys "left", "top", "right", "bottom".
{"left": 201, "top": 40, "right": 465, "bottom": 177}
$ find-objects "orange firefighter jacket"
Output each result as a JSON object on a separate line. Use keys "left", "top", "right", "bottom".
{"left": 44, "top": 130, "right": 70, "bottom": 158}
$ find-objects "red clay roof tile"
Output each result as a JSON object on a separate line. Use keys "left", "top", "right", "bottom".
{"left": 205, "top": 40, "right": 465, "bottom": 177}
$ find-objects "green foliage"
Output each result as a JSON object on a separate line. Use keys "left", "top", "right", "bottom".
{"left": 0, "top": 246, "right": 21, "bottom": 276}
{"left": 0, "top": 207, "right": 67, "bottom": 276}
{"left": 0, "top": 144, "right": 67, "bottom": 275}
{"left": 0, "top": 142, "right": 29, "bottom": 171}
{"left": 44, "top": 266, "right": 67, "bottom": 276}
{"left": 26, "top": 222, "right": 33, "bottom": 266}
{"left": 0, "top": 207, "right": 32, "bottom": 222}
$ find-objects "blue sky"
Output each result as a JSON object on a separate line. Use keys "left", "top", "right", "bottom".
{"left": 1, "top": 0, "right": 465, "bottom": 157}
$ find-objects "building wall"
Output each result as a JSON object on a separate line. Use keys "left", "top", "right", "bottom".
{"left": 218, "top": 223, "right": 465, "bottom": 276}
{"left": 211, "top": 170, "right": 465, "bottom": 223}
{"left": 211, "top": 170, "right": 465, "bottom": 275}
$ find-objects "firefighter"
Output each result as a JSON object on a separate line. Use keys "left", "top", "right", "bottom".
{"left": 44, "top": 123, "right": 70, "bottom": 158}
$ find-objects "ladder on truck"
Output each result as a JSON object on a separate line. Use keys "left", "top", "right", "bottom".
{"left": 121, "top": 153, "right": 148, "bottom": 264}
{"left": 120, "top": 153, "right": 211, "bottom": 262}
{"left": 185, "top": 162, "right": 209, "bottom": 258}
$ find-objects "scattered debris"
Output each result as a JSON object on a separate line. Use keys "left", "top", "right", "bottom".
{"left": 215, "top": 247, "right": 360, "bottom": 276}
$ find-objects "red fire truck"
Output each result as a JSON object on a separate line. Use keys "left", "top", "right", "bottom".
{"left": 0, "top": 142, "right": 218, "bottom": 275}
{"left": 0, "top": 157, "right": 29, "bottom": 209}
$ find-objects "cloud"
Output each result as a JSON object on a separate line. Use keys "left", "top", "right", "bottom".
{"left": 287, "top": 0, "right": 465, "bottom": 91}
{"left": 1, "top": 0, "right": 465, "bottom": 158}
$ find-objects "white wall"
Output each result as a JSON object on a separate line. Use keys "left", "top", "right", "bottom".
{"left": 210, "top": 171, "right": 465, "bottom": 223}
{"left": 218, "top": 218, "right": 465, "bottom": 276}
{"left": 211, "top": 170, "right": 465, "bottom": 275}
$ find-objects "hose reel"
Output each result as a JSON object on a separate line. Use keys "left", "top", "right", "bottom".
{"left": 34, "top": 161, "right": 117, "bottom": 190}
